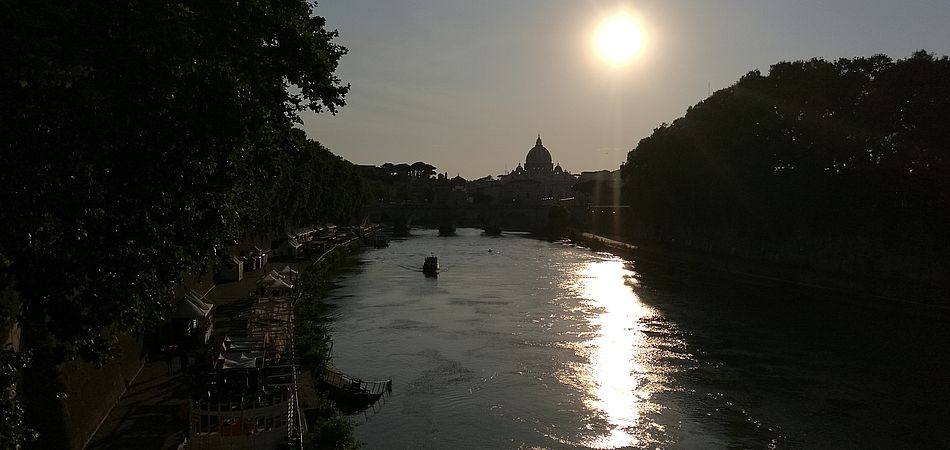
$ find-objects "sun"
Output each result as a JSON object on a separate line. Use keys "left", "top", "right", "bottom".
{"left": 596, "top": 15, "right": 644, "bottom": 65}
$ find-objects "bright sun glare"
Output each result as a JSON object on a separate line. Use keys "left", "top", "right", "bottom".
{"left": 596, "top": 15, "right": 644, "bottom": 65}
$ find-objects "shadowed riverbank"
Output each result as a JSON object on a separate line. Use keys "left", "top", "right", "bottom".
{"left": 572, "top": 231, "right": 950, "bottom": 312}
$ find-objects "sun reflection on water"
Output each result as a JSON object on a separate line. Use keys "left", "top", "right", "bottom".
{"left": 571, "top": 257, "right": 651, "bottom": 449}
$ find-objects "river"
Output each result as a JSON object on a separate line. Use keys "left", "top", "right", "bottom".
{"left": 321, "top": 228, "right": 950, "bottom": 449}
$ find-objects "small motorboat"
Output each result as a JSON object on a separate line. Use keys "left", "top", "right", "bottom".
{"left": 423, "top": 256, "right": 439, "bottom": 276}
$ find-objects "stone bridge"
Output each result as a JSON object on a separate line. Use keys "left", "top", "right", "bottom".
{"left": 365, "top": 202, "right": 562, "bottom": 232}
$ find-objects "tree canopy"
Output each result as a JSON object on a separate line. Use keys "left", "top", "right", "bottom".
{"left": 622, "top": 51, "right": 950, "bottom": 281}
{"left": 270, "top": 130, "right": 368, "bottom": 231}
{"left": 1, "top": 0, "right": 360, "bottom": 444}
{"left": 0, "top": 0, "right": 349, "bottom": 360}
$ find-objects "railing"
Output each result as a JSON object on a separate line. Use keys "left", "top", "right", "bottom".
{"left": 311, "top": 235, "right": 364, "bottom": 267}
{"left": 189, "top": 396, "right": 290, "bottom": 450}
{"left": 321, "top": 367, "right": 393, "bottom": 396}
{"left": 193, "top": 391, "right": 289, "bottom": 413}
{"left": 286, "top": 299, "right": 304, "bottom": 449}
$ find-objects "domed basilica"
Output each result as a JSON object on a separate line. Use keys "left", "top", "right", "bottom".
{"left": 493, "top": 135, "right": 577, "bottom": 203}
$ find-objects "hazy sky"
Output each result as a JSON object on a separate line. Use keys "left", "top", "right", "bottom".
{"left": 301, "top": 0, "right": 950, "bottom": 179}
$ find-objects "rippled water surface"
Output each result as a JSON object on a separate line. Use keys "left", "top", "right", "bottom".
{"left": 322, "top": 228, "right": 950, "bottom": 449}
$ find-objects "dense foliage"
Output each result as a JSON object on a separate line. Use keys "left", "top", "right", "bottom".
{"left": 0, "top": 0, "right": 358, "bottom": 445}
{"left": 1, "top": 0, "right": 347, "bottom": 359}
{"left": 359, "top": 161, "right": 441, "bottom": 204}
{"left": 0, "top": 348, "right": 35, "bottom": 448}
{"left": 623, "top": 52, "right": 950, "bottom": 281}
{"left": 271, "top": 130, "right": 368, "bottom": 233}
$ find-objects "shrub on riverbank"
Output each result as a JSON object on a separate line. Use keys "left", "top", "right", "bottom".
{"left": 293, "top": 251, "right": 360, "bottom": 449}
{"left": 302, "top": 400, "right": 358, "bottom": 450}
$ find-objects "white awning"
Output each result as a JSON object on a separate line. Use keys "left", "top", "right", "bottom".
{"left": 267, "top": 278, "right": 293, "bottom": 290}
{"left": 257, "top": 273, "right": 277, "bottom": 284}
{"left": 171, "top": 291, "right": 213, "bottom": 319}
{"left": 217, "top": 351, "right": 262, "bottom": 369}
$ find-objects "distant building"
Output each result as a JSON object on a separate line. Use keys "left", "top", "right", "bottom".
{"left": 489, "top": 135, "right": 578, "bottom": 204}
{"left": 575, "top": 169, "right": 623, "bottom": 205}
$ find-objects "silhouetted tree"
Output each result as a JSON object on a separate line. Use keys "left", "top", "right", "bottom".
{"left": 380, "top": 163, "right": 396, "bottom": 178}
{"left": 394, "top": 163, "right": 411, "bottom": 178}
{"left": 0, "top": 0, "right": 349, "bottom": 445}
{"left": 623, "top": 52, "right": 950, "bottom": 281}
{"left": 411, "top": 162, "right": 437, "bottom": 179}
{"left": 269, "top": 130, "right": 367, "bottom": 230}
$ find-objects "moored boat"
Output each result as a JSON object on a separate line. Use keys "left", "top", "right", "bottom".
{"left": 318, "top": 365, "right": 392, "bottom": 414}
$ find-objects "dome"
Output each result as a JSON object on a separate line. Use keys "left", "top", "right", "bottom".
{"left": 525, "top": 134, "right": 553, "bottom": 174}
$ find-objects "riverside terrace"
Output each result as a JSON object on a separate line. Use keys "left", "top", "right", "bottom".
{"left": 86, "top": 264, "right": 305, "bottom": 450}
{"left": 187, "top": 285, "right": 302, "bottom": 450}
{"left": 87, "top": 226, "right": 377, "bottom": 450}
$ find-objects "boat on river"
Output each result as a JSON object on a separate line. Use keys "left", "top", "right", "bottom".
{"left": 423, "top": 256, "right": 439, "bottom": 276}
